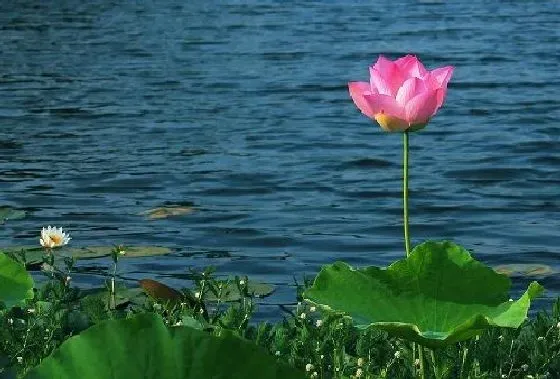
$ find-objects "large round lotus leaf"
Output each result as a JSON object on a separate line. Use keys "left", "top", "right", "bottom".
{"left": 24, "top": 313, "right": 304, "bottom": 379}
{"left": 2, "top": 246, "right": 172, "bottom": 265}
{"left": 0, "top": 253, "right": 34, "bottom": 309}
{"left": 0, "top": 206, "right": 26, "bottom": 224}
{"left": 304, "top": 241, "right": 544, "bottom": 348}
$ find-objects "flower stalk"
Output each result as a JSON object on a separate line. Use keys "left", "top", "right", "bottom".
{"left": 403, "top": 131, "right": 411, "bottom": 257}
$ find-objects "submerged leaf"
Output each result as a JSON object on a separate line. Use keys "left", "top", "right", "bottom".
{"left": 24, "top": 313, "right": 304, "bottom": 379}
{"left": 0, "top": 206, "right": 26, "bottom": 224}
{"left": 304, "top": 240, "right": 544, "bottom": 348}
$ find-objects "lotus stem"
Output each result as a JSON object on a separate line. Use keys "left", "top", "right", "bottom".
{"left": 430, "top": 349, "right": 441, "bottom": 379}
{"left": 418, "top": 346, "right": 425, "bottom": 379}
{"left": 403, "top": 131, "right": 411, "bottom": 257}
{"left": 110, "top": 261, "right": 117, "bottom": 310}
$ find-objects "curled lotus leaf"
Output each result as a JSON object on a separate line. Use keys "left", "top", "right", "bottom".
{"left": 304, "top": 240, "right": 544, "bottom": 348}
{"left": 139, "top": 279, "right": 186, "bottom": 305}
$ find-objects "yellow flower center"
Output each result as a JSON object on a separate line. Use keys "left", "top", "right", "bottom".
{"left": 50, "top": 234, "right": 62, "bottom": 245}
{"left": 374, "top": 114, "right": 409, "bottom": 132}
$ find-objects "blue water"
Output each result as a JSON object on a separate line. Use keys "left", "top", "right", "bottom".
{"left": 1, "top": 0, "right": 559, "bottom": 315}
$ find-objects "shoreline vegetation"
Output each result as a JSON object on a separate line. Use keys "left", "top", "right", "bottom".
{"left": 1, "top": 246, "right": 559, "bottom": 378}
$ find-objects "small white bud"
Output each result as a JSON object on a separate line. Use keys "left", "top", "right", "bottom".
{"left": 315, "top": 319, "right": 323, "bottom": 327}
{"left": 300, "top": 312, "right": 306, "bottom": 320}
{"left": 8, "top": 318, "right": 13, "bottom": 325}
{"left": 415, "top": 358, "right": 420, "bottom": 367}
{"left": 275, "top": 350, "right": 280, "bottom": 356}
{"left": 357, "top": 357, "right": 365, "bottom": 367}
{"left": 305, "top": 363, "right": 314, "bottom": 372}
{"left": 194, "top": 292, "right": 201, "bottom": 299}
{"left": 521, "top": 364, "right": 528, "bottom": 371}
{"left": 537, "top": 336, "right": 545, "bottom": 341}
{"left": 16, "top": 357, "right": 23, "bottom": 364}
{"left": 355, "top": 368, "right": 363, "bottom": 378}
{"left": 174, "top": 321, "right": 182, "bottom": 326}
{"left": 394, "top": 350, "right": 401, "bottom": 359}
{"left": 311, "top": 372, "right": 318, "bottom": 378}
{"left": 556, "top": 321, "right": 560, "bottom": 329}
{"left": 239, "top": 280, "right": 245, "bottom": 285}
{"left": 309, "top": 306, "right": 316, "bottom": 312}
{"left": 27, "top": 308, "right": 36, "bottom": 314}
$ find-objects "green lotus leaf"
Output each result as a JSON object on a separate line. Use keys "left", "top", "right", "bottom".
{"left": 24, "top": 313, "right": 304, "bottom": 379}
{"left": 303, "top": 240, "right": 544, "bottom": 348}
{"left": 0, "top": 253, "right": 34, "bottom": 309}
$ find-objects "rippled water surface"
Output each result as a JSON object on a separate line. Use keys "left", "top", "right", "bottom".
{"left": 1, "top": 0, "right": 559, "bottom": 314}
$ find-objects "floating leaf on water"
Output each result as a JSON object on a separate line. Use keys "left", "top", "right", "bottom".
{"left": 304, "top": 240, "right": 544, "bottom": 348}
{"left": 80, "top": 246, "right": 172, "bottom": 258}
{"left": 494, "top": 264, "right": 556, "bottom": 277}
{"left": 0, "top": 206, "right": 26, "bottom": 224}
{"left": 206, "top": 281, "right": 275, "bottom": 302}
{"left": 140, "top": 204, "right": 195, "bottom": 220}
{"left": 81, "top": 287, "right": 146, "bottom": 312}
{"left": 24, "top": 313, "right": 305, "bottom": 379}
{"left": 1, "top": 245, "right": 172, "bottom": 266}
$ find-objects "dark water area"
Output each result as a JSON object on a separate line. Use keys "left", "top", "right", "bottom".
{"left": 1, "top": 0, "right": 559, "bottom": 318}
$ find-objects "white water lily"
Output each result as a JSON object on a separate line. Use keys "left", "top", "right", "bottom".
{"left": 40, "top": 226, "right": 71, "bottom": 248}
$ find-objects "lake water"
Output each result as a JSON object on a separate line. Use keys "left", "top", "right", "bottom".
{"left": 1, "top": 0, "right": 559, "bottom": 316}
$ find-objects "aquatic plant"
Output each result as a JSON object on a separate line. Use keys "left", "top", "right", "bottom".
{"left": 304, "top": 55, "right": 543, "bottom": 377}
{"left": 39, "top": 226, "right": 71, "bottom": 249}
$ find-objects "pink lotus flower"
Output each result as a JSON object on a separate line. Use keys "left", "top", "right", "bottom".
{"left": 348, "top": 55, "right": 454, "bottom": 132}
